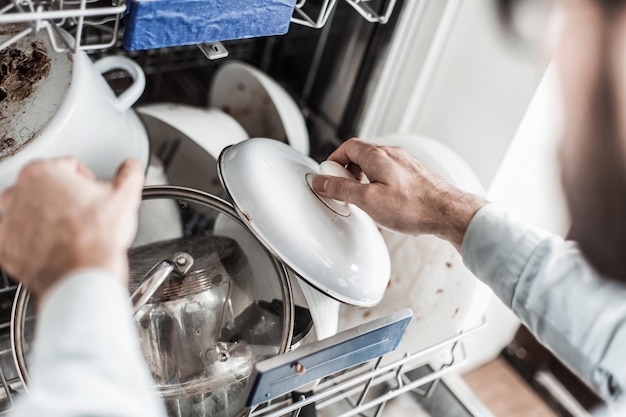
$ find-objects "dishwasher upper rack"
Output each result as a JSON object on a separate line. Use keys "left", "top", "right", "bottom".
{"left": 0, "top": 0, "right": 399, "bottom": 51}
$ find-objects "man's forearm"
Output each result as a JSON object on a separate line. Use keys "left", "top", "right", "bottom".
{"left": 462, "top": 204, "right": 626, "bottom": 401}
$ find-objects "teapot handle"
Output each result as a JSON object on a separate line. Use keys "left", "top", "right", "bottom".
{"left": 93, "top": 56, "right": 146, "bottom": 112}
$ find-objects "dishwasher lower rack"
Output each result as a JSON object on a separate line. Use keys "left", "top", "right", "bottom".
{"left": 246, "top": 316, "right": 486, "bottom": 417}
{"left": 0, "top": 299, "right": 485, "bottom": 417}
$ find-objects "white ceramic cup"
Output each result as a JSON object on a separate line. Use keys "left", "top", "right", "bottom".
{"left": 0, "top": 30, "right": 149, "bottom": 192}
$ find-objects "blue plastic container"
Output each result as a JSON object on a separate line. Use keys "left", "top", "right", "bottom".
{"left": 123, "top": 0, "right": 297, "bottom": 51}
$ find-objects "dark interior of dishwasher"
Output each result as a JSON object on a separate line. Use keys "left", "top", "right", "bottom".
{"left": 92, "top": 0, "right": 405, "bottom": 162}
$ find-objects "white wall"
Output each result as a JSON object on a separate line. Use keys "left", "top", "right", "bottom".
{"left": 459, "top": 63, "right": 568, "bottom": 373}
{"left": 361, "top": 0, "right": 547, "bottom": 188}
{"left": 488, "top": 63, "right": 568, "bottom": 235}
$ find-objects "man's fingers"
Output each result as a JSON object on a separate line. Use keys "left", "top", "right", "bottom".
{"left": 75, "top": 160, "right": 96, "bottom": 181}
{"left": 46, "top": 157, "right": 86, "bottom": 174}
{"left": 347, "top": 163, "right": 366, "bottom": 182}
{"left": 327, "top": 138, "right": 379, "bottom": 168}
{"left": 0, "top": 187, "right": 14, "bottom": 212}
{"left": 113, "top": 159, "right": 145, "bottom": 200}
{"left": 312, "top": 175, "right": 367, "bottom": 205}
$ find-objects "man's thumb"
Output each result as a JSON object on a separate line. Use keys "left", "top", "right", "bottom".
{"left": 113, "top": 159, "right": 145, "bottom": 196}
{"left": 312, "top": 175, "right": 363, "bottom": 204}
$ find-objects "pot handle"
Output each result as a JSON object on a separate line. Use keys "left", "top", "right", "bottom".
{"left": 131, "top": 251, "right": 194, "bottom": 315}
{"left": 93, "top": 55, "right": 146, "bottom": 112}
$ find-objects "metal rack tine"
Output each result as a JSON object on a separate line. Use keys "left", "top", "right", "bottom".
{"left": 291, "top": 395, "right": 306, "bottom": 417}
{"left": 291, "top": 0, "right": 398, "bottom": 29}
{"left": 372, "top": 398, "right": 387, "bottom": 417}
{"left": 344, "top": 0, "right": 399, "bottom": 24}
{"left": 0, "top": 272, "right": 10, "bottom": 295}
{"left": 0, "top": 3, "right": 14, "bottom": 15}
{"left": 0, "top": 16, "right": 32, "bottom": 50}
{"left": 355, "top": 356, "right": 382, "bottom": 406}
{"left": 0, "top": 369, "right": 13, "bottom": 407}
{"left": 291, "top": 0, "right": 337, "bottom": 29}
{"left": 0, "top": 0, "right": 125, "bottom": 51}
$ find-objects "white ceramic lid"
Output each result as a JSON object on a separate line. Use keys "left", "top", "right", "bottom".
{"left": 218, "top": 138, "right": 390, "bottom": 307}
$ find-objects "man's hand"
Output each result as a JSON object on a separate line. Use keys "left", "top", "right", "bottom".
{"left": 0, "top": 158, "right": 144, "bottom": 302}
{"left": 311, "top": 138, "right": 486, "bottom": 252}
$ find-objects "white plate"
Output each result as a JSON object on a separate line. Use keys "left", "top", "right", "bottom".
{"left": 209, "top": 61, "right": 310, "bottom": 156}
{"left": 218, "top": 138, "right": 390, "bottom": 307}
{"left": 338, "top": 133, "right": 491, "bottom": 358}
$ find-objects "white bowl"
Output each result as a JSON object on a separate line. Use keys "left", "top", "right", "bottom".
{"left": 138, "top": 103, "right": 249, "bottom": 157}
{"left": 209, "top": 61, "right": 310, "bottom": 156}
{"left": 338, "top": 133, "right": 491, "bottom": 360}
{"left": 137, "top": 104, "right": 249, "bottom": 197}
{"left": 134, "top": 157, "right": 183, "bottom": 248}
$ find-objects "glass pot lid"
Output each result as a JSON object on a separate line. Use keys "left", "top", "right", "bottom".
{"left": 218, "top": 138, "right": 391, "bottom": 307}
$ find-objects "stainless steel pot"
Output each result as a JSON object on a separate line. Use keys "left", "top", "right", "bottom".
{"left": 11, "top": 186, "right": 294, "bottom": 417}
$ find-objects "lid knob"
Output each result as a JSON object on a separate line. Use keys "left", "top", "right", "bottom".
{"left": 306, "top": 160, "right": 357, "bottom": 217}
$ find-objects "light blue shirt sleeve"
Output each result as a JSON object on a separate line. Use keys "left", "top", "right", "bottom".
{"left": 462, "top": 204, "right": 626, "bottom": 402}
{"left": 9, "top": 269, "right": 167, "bottom": 417}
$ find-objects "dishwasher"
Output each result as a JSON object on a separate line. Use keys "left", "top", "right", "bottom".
{"left": 0, "top": 0, "right": 500, "bottom": 416}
